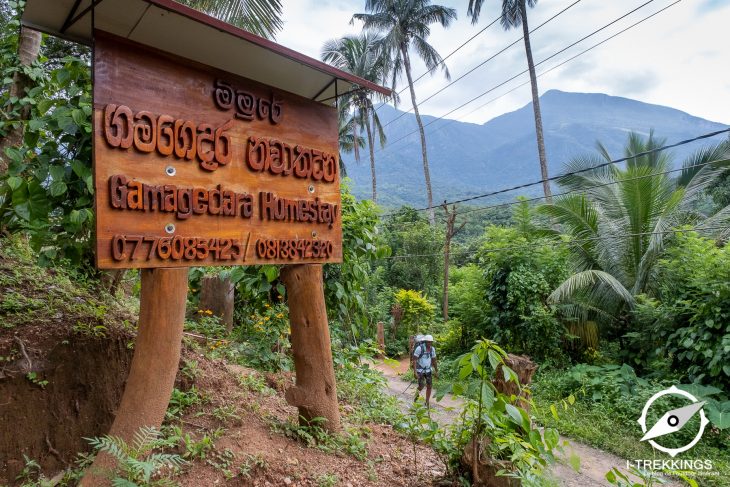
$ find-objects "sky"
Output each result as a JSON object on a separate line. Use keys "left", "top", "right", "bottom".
{"left": 276, "top": 0, "right": 730, "bottom": 126}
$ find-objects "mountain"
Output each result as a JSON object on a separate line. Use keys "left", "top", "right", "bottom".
{"left": 341, "top": 90, "right": 729, "bottom": 208}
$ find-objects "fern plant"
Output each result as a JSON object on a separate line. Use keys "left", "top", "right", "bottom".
{"left": 86, "top": 426, "right": 186, "bottom": 486}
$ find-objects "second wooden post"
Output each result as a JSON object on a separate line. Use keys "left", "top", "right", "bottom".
{"left": 82, "top": 268, "right": 188, "bottom": 485}
{"left": 281, "top": 264, "right": 341, "bottom": 432}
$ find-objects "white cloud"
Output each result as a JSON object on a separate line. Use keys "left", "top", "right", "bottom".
{"left": 277, "top": 0, "right": 730, "bottom": 125}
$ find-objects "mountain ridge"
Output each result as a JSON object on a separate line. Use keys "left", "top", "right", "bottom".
{"left": 342, "top": 90, "right": 729, "bottom": 207}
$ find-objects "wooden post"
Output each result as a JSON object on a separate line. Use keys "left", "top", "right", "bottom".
{"left": 199, "top": 275, "right": 235, "bottom": 333}
{"left": 281, "top": 264, "right": 341, "bottom": 432}
{"left": 376, "top": 321, "right": 385, "bottom": 357}
{"left": 81, "top": 268, "right": 188, "bottom": 485}
{"left": 442, "top": 203, "right": 466, "bottom": 321}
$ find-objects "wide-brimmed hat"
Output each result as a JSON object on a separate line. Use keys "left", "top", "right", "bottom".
{"left": 423, "top": 335, "right": 434, "bottom": 342}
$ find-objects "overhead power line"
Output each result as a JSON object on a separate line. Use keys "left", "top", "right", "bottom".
{"left": 381, "top": 15, "right": 503, "bottom": 103}
{"left": 380, "top": 0, "right": 585, "bottom": 128}
{"left": 376, "top": 0, "right": 661, "bottom": 150}
{"left": 380, "top": 127, "right": 730, "bottom": 216}
{"left": 381, "top": 155, "right": 730, "bottom": 229}
{"left": 434, "top": 0, "right": 683, "bottom": 135}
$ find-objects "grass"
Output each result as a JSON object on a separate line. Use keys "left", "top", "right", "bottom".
{"left": 0, "top": 235, "right": 137, "bottom": 333}
{"left": 532, "top": 369, "right": 730, "bottom": 487}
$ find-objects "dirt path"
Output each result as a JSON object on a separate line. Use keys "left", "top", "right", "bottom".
{"left": 372, "top": 359, "right": 679, "bottom": 487}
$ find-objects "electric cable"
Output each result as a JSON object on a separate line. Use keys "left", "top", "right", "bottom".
{"left": 380, "top": 127, "right": 730, "bottom": 215}
{"left": 379, "top": 0, "right": 586, "bottom": 128}
{"left": 375, "top": 0, "right": 670, "bottom": 154}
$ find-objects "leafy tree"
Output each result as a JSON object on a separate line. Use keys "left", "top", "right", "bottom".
{"left": 353, "top": 0, "right": 456, "bottom": 224}
{"left": 322, "top": 33, "right": 388, "bottom": 202}
{"left": 633, "top": 231, "right": 730, "bottom": 389}
{"left": 0, "top": 32, "right": 95, "bottom": 267}
{"left": 477, "top": 225, "right": 570, "bottom": 362}
{"left": 393, "top": 288, "right": 435, "bottom": 336}
{"left": 540, "top": 132, "right": 730, "bottom": 341}
{"left": 324, "top": 181, "right": 390, "bottom": 341}
{"left": 441, "top": 264, "right": 489, "bottom": 353}
{"left": 380, "top": 206, "right": 444, "bottom": 294}
{"left": 178, "top": 0, "right": 283, "bottom": 39}
{"left": 468, "top": 0, "right": 552, "bottom": 201}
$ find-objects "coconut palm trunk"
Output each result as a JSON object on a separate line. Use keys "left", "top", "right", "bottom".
{"left": 401, "top": 45, "right": 436, "bottom": 225}
{"left": 364, "top": 111, "right": 378, "bottom": 202}
{"left": 0, "top": 27, "right": 41, "bottom": 173}
{"left": 519, "top": 1, "right": 551, "bottom": 202}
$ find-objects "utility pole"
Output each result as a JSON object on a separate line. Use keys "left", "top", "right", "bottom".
{"left": 442, "top": 202, "right": 466, "bottom": 321}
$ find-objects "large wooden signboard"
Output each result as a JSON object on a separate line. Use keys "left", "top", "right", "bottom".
{"left": 93, "top": 31, "right": 342, "bottom": 269}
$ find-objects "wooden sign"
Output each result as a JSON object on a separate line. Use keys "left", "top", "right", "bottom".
{"left": 93, "top": 32, "right": 342, "bottom": 269}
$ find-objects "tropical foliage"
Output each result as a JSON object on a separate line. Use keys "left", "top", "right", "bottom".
{"left": 633, "top": 231, "right": 730, "bottom": 388}
{"left": 540, "top": 133, "right": 730, "bottom": 347}
{"left": 178, "top": 0, "right": 283, "bottom": 39}
{"left": 353, "top": 0, "right": 456, "bottom": 224}
{"left": 0, "top": 7, "right": 95, "bottom": 267}
{"left": 322, "top": 33, "right": 388, "bottom": 202}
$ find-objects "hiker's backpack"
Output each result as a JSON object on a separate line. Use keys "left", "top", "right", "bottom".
{"left": 409, "top": 335, "right": 424, "bottom": 358}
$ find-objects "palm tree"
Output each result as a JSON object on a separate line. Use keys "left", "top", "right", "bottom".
{"left": 338, "top": 107, "right": 367, "bottom": 178}
{"left": 468, "top": 0, "right": 551, "bottom": 201}
{"left": 179, "top": 0, "right": 283, "bottom": 39}
{"left": 322, "top": 33, "right": 388, "bottom": 202}
{"left": 540, "top": 132, "right": 730, "bottom": 330}
{"left": 353, "top": 0, "right": 457, "bottom": 224}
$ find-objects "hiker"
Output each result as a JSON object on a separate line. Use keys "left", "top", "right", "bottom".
{"left": 412, "top": 334, "right": 438, "bottom": 408}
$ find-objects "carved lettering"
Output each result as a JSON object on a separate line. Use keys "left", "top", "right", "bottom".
{"left": 103, "top": 104, "right": 234, "bottom": 172}
{"left": 257, "top": 96, "right": 271, "bottom": 121}
{"left": 243, "top": 136, "right": 337, "bottom": 182}
{"left": 109, "top": 174, "right": 128, "bottom": 209}
{"left": 323, "top": 154, "right": 337, "bottom": 183}
{"left": 259, "top": 192, "right": 338, "bottom": 229}
{"left": 270, "top": 95, "right": 283, "bottom": 124}
{"left": 311, "top": 149, "right": 324, "bottom": 181}
{"left": 214, "top": 120, "right": 233, "bottom": 167}
{"left": 247, "top": 136, "right": 268, "bottom": 172}
{"left": 157, "top": 115, "right": 175, "bottom": 156}
{"left": 104, "top": 104, "right": 133, "bottom": 149}
{"left": 212, "top": 79, "right": 283, "bottom": 124}
{"left": 174, "top": 120, "right": 196, "bottom": 160}
{"left": 293, "top": 145, "right": 311, "bottom": 179}
{"left": 235, "top": 90, "right": 256, "bottom": 120}
{"left": 133, "top": 111, "right": 156, "bottom": 153}
{"left": 213, "top": 79, "right": 235, "bottom": 110}
{"left": 108, "top": 175, "right": 253, "bottom": 221}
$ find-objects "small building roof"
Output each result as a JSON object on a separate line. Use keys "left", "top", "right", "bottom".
{"left": 21, "top": 0, "right": 391, "bottom": 105}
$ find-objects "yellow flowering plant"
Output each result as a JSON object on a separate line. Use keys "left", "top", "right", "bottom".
{"left": 236, "top": 303, "right": 291, "bottom": 372}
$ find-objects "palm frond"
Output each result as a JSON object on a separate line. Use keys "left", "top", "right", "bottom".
{"left": 179, "top": 0, "right": 282, "bottom": 39}
{"left": 549, "top": 270, "right": 635, "bottom": 308}
{"left": 676, "top": 140, "right": 730, "bottom": 187}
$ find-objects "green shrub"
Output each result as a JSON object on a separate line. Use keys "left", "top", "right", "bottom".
{"left": 393, "top": 288, "right": 435, "bottom": 337}
{"left": 477, "top": 226, "right": 571, "bottom": 363}
{"left": 632, "top": 231, "right": 730, "bottom": 390}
